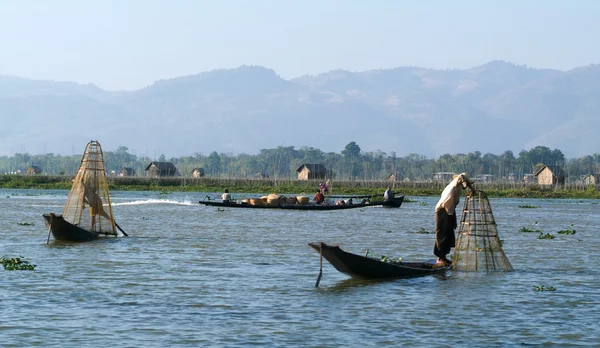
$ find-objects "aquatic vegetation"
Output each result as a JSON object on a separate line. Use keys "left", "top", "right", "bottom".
{"left": 415, "top": 227, "right": 434, "bottom": 234}
{"left": 518, "top": 204, "right": 539, "bottom": 208}
{"left": 419, "top": 202, "right": 428, "bottom": 206}
{"left": 402, "top": 197, "right": 415, "bottom": 203}
{"left": 538, "top": 232, "right": 555, "bottom": 240}
{"left": 520, "top": 221, "right": 541, "bottom": 233}
{"left": 557, "top": 224, "right": 576, "bottom": 235}
{"left": 380, "top": 255, "right": 403, "bottom": 264}
{"left": 533, "top": 285, "right": 556, "bottom": 292}
{"left": 1, "top": 256, "right": 36, "bottom": 271}
{"left": 216, "top": 208, "right": 226, "bottom": 212}
{"left": 17, "top": 222, "right": 35, "bottom": 226}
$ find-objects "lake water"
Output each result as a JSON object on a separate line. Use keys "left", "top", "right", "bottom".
{"left": 1, "top": 189, "right": 598, "bottom": 347}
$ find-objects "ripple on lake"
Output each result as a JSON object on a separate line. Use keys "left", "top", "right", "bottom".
{"left": 1, "top": 189, "right": 598, "bottom": 346}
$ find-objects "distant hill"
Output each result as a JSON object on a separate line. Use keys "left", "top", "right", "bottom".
{"left": 1, "top": 61, "right": 599, "bottom": 158}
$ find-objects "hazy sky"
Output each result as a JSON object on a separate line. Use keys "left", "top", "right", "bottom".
{"left": 1, "top": 0, "right": 598, "bottom": 91}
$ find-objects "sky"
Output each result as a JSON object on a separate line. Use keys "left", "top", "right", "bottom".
{"left": 1, "top": 0, "right": 599, "bottom": 91}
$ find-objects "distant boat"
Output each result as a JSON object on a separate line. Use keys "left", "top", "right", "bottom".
{"left": 43, "top": 141, "right": 122, "bottom": 242}
{"left": 199, "top": 196, "right": 404, "bottom": 210}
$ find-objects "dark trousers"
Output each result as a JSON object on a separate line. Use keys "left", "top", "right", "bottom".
{"left": 434, "top": 209, "right": 456, "bottom": 258}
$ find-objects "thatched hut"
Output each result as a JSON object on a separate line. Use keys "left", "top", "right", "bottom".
{"left": 534, "top": 165, "right": 565, "bottom": 186}
{"left": 119, "top": 167, "right": 136, "bottom": 177}
{"left": 296, "top": 163, "right": 327, "bottom": 181}
{"left": 26, "top": 166, "right": 42, "bottom": 175}
{"left": 191, "top": 168, "right": 205, "bottom": 178}
{"left": 583, "top": 174, "right": 600, "bottom": 185}
{"left": 145, "top": 162, "right": 180, "bottom": 177}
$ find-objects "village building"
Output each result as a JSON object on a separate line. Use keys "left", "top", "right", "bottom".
{"left": 119, "top": 167, "right": 136, "bottom": 177}
{"left": 582, "top": 174, "right": 600, "bottom": 185}
{"left": 534, "top": 165, "right": 566, "bottom": 186}
{"left": 295, "top": 163, "right": 327, "bottom": 181}
{"left": 145, "top": 162, "right": 180, "bottom": 177}
{"left": 190, "top": 168, "right": 205, "bottom": 178}
{"left": 432, "top": 172, "right": 455, "bottom": 183}
{"left": 26, "top": 166, "right": 42, "bottom": 175}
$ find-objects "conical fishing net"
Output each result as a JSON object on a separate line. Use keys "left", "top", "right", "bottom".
{"left": 62, "top": 141, "right": 117, "bottom": 235}
{"left": 453, "top": 190, "right": 513, "bottom": 272}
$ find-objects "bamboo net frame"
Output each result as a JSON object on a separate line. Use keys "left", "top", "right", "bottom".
{"left": 452, "top": 190, "right": 513, "bottom": 272}
{"left": 62, "top": 141, "right": 117, "bottom": 235}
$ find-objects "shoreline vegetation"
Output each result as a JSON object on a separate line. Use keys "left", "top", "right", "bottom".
{"left": 1, "top": 175, "right": 599, "bottom": 199}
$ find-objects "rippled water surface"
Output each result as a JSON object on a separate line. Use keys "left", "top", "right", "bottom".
{"left": 1, "top": 189, "right": 599, "bottom": 347}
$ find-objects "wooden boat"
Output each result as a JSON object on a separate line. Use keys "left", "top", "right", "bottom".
{"left": 308, "top": 242, "right": 449, "bottom": 279}
{"left": 43, "top": 213, "right": 101, "bottom": 242}
{"left": 42, "top": 140, "right": 121, "bottom": 242}
{"left": 199, "top": 196, "right": 404, "bottom": 210}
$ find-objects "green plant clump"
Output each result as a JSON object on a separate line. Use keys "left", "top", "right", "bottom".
{"left": 17, "top": 222, "right": 35, "bottom": 226}
{"left": 520, "top": 227, "right": 541, "bottom": 233}
{"left": 557, "top": 224, "right": 576, "bottom": 235}
{"left": 534, "top": 285, "right": 556, "bottom": 291}
{"left": 1, "top": 256, "right": 36, "bottom": 271}
{"left": 520, "top": 221, "right": 541, "bottom": 233}
{"left": 538, "top": 232, "right": 555, "bottom": 240}
{"left": 380, "top": 255, "right": 403, "bottom": 264}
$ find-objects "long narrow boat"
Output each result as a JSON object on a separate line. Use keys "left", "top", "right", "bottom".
{"left": 42, "top": 140, "right": 121, "bottom": 242}
{"left": 308, "top": 242, "right": 449, "bottom": 279}
{"left": 199, "top": 196, "right": 404, "bottom": 210}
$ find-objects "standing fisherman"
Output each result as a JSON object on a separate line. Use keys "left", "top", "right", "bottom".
{"left": 434, "top": 173, "right": 473, "bottom": 265}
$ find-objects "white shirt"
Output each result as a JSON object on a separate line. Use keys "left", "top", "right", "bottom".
{"left": 221, "top": 192, "right": 231, "bottom": 201}
{"left": 435, "top": 177, "right": 463, "bottom": 215}
{"left": 384, "top": 189, "right": 392, "bottom": 200}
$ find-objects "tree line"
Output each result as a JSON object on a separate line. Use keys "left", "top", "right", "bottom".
{"left": 1, "top": 143, "right": 599, "bottom": 183}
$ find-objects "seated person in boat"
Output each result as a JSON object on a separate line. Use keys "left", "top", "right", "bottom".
{"left": 313, "top": 190, "right": 325, "bottom": 204}
{"left": 384, "top": 186, "right": 394, "bottom": 201}
{"left": 82, "top": 178, "right": 111, "bottom": 230}
{"left": 221, "top": 188, "right": 231, "bottom": 202}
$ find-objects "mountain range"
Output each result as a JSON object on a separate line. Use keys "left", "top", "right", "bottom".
{"left": 1, "top": 60, "right": 599, "bottom": 158}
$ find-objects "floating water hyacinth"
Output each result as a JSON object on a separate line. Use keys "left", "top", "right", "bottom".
{"left": 1, "top": 256, "right": 36, "bottom": 271}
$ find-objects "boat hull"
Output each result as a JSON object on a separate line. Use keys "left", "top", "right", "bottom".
{"left": 200, "top": 196, "right": 403, "bottom": 210}
{"left": 43, "top": 213, "right": 100, "bottom": 242}
{"left": 308, "top": 242, "right": 449, "bottom": 279}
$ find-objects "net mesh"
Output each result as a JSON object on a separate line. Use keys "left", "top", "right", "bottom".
{"left": 62, "top": 141, "right": 116, "bottom": 235}
{"left": 452, "top": 190, "right": 513, "bottom": 272}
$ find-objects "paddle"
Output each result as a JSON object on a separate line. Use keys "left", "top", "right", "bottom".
{"left": 115, "top": 222, "right": 128, "bottom": 237}
{"left": 46, "top": 224, "right": 52, "bottom": 244}
{"left": 315, "top": 242, "right": 324, "bottom": 288}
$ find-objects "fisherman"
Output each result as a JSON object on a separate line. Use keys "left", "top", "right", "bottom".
{"left": 221, "top": 188, "right": 231, "bottom": 202}
{"left": 434, "top": 173, "right": 473, "bottom": 265}
{"left": 82, "top": 177, "right": 111, "bottom": 230}
{"left": 383, "top": 186, "right": 394, "bottom": 201}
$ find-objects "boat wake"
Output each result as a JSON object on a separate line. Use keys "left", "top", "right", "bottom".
{"left": 112, "top": 198, "right": 195, "bottom": 206}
